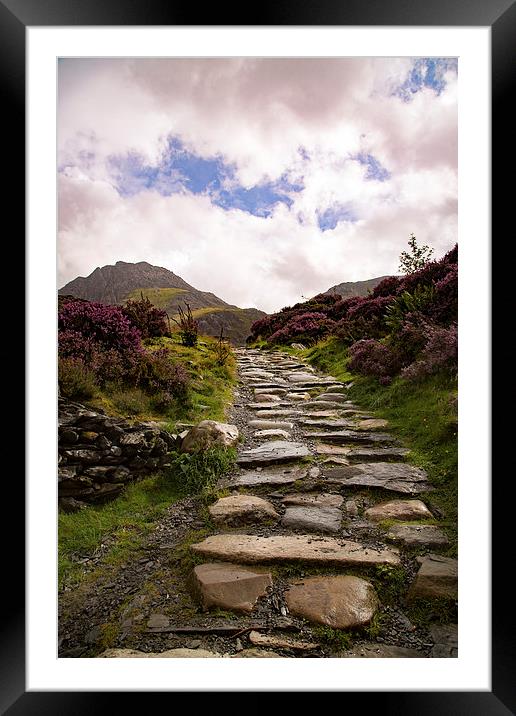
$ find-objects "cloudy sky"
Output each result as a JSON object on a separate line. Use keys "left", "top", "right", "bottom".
{"left": 58, "top": 57, "right": 457, "bottom": 313}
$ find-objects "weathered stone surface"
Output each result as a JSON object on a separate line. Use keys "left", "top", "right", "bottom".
{"left": 365, "top": 499, "right": 433, "bottom": 522}
{"left": 386, "top": 524, "right": 449, "bottom": 548}
{"left": 302, "top": 401, "right": 352, "bottom": 411}
{"left": 247, "top": 420, "right": 294, "bottom": 430}
{"left": 253, "top": 394, "right": 282, "bottom": 403}
{"left": 232, "top": 648, "right": 284, "bottom": 658}
{"left": 323, "top": 463, "right": 432, "bottom": 494}
{"left": 344, "top": 499, "right": 359, "bottom": 516}
{"left": 429, "top": 624, "right": 458, "bottom": 658}
{"left": 339, "top": 644, "right": 421, "bottom": 658}
{"left": 408, "top": 555, "right": 458, "bottom": 601}
{"left": 209, "top": 495, "right": 279, "bottom": 526}
{"left": 299, "top": 418, "right": 355, "bottom": 428}
{"left": 192, "top": 563, "right": 272, "bottom": 613}
{"left": 247, "top": 402, "right": 287, "bottom": 410}
{"left": 322, "top": 457, "right": 350, "bottom": 466}
{"left": 282, "top": 506, "right": 342, "bottom": 534}
{"left": 346, "top": 447, "right": 410, "bottom": 463}
{"left": 181, "top": 420, "right": 239, "bottom": 452}
{"left": 288, "top": 372, "right": 317, "bottom": 383}
{"left": 286, "top": 392, "right": 311, "bottom": 401}
{"left": 356, "top": 418, "right": 390, "bottom": 430}
{"left": 305, "top": 431, "right": 396, "bottom": 444}
{"left": 282, "top": 492, "right": 344, "bottom": 508}
{"left": 191, "top": 534, "right": 400, "bottom": 567}
{"left": 252, "top": 409, "right": 301, "bottom": 418}
{"left": 314, "top": 444, "right": 351, "bottom": 456}
{"left": 226, "top": 465, "right": 308, "bottom": 488}
{"left": 99, "top": 648, "right": 221, "bottom": 658}
{"left": 286, "top": 575, "right": 378, "bottom": 628}
{"left": 249, "top": 631, "right": 318, "bottom": 651}
{"left": 314, "top": 393, "right": 349, "bottom": 402}
{"left": 237, "top": 440, "right": 311, "bottom": 466}
{"left": 254, "top": 388, "right": 287, "bottom": 396}
{"left": 253, "top": 429, "right": 291, "bottom": 440}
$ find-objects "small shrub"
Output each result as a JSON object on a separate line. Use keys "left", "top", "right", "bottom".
{"left": 132, "top": 348, "right": 191, "bottom": 400}
{"left": 109, "top": 387, "right": 151, "bottom": 415}
{"left": 348, "top": 338, "right": 401, "bottom": 379}
{"left": 402, "top": 323, "right": 458, "bottom": 381}
{"left": 166, "top": 447, "right": 236, "bottom": 496}
{"left": 58, "top": 357, "right": 97, "bottom": 400}
{"left": 172, "top": 303, "right": 198, "bottom": 347}
{"left": 214, "top": 327, "right": 232, "bottom": 366}
{"left": 122, "top": 293, "right": 169, "bottom": 338}
{"left": 399, "top": 233, "right": 434, "bottom": 274}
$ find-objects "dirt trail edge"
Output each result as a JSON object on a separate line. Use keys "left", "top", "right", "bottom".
{"left": 59, "top": 348, "right": 457, "bottom": 659}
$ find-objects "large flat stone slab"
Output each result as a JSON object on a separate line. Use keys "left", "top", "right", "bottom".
{"left": 299, "top": 418, "right": 356, "bottom": 428}
{"left": 251, "top": 394, "right": 282, "bottom": 403}
{"left": 305, "top": 431, "right": 396, "bottom": 444}
{"left": 99, "top": 648, "right": 221, "bottom": 658}
{"left": 429, "top": 624, "right": 458, "bottom": 658}
{"left": 323, "top": 463, "right": 433, "bottom": 494}
{"left": 282, "top": 492, "right": 344, "bottom": 508}
{"left": 314, "top": 393, "right": 349, "bottom": 402}
{"left": 365, "top": 499, "right": 433, "bottom": 522}
{"left": 226, "top": 465, "right": 309, "bottom": 488}
{"left": 302, "top": 401, "right": 352, "bottom": 411}
{"left": 192, "top": 562, "right": 272, "bottom": 613}
{"left": 288, "top": 372, "right": 318, "bottom": 383}
{"left": 247, "top": 402, "right": 288, "bottom": 410}
{"left": 254, "top": 388, "right": 287, "bottom": 396}
{"left": 356, "top": 418, "right": 390, "bottom": 430}
{"left": 190, "top": 534, "right": 400, "bottom": 567}
{"left": 247, "top": 420, "right": 294, "bottom": 430}
{"left": 237, "top": 440, "right": 311, "bottom": 466}
{"left": 252, "top": 409, "right": 301, "bottom": 418}
{"left": 253, "top": 429, "right": 291, "bottom": 440}
{"left": 408, "top": 555, "right": 458, "bottom": 601}
{"left": 209, "top": 495, "right": 279, "bottom": 526}
{"left": 386, "top": 524, "right": 449, "bottom": 548}
{"left": 347, "top": 447, "right": 410, "bottom": 463}
{"left": 248, "top": 382, "right": 289, "bottom": 389}
{"left": 282, "top": 505, "right": 342, "bottom": 534}
{"left": 314, "top": 444, "right": 351, "bottom": 456}
{"left": 285, "top": 575, "right": 378, "bottom": 629}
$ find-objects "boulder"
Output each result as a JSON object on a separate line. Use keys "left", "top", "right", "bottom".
{"left": 285, "top": 575, "right": 378, "bottom": 628}
{"left": 365, "top": 499, "right": 433, "bottom": 522}
{"left": 181, "top": 420, "right": 239, "bottom": 453}
{"left": 192, "top": 562, "right": 272, "bottom": 612}
{"left": 386, "top": 524, "right": 449, "bottom": 548}
{"left": 281, "top": 506, "right": 342, "bottom": 534}
{"left": 408, "top": 554, "right": 458, "bottom": 601}
{"left": 209, "top": 495, "right": 279, "bottom": 526}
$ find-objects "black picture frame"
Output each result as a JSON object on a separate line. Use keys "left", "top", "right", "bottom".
{"left": 7, "top": 0, "right": 509, "bottom": 711}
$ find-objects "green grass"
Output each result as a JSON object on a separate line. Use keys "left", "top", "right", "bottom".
{"left": 125, "top": 287, "right": 187, "bottom": 308}
{"left": 301, "top": 338, "right": 354, "bottom": 382}
{"left": 86, "top": 333, "right": 237, "bottom": 425}
{"left": 165, "top": 446, "right": 237, "bottom": 497}
{"left": 58, "top": 474, "right": 181, "bottom": 589}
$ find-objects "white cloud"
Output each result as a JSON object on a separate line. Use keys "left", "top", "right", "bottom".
{"left": 58, "top": 58, "right": 457, "bottom": 313}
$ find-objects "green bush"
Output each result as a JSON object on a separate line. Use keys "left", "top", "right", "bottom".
{"left": 109, "top": 387, "right": 152, "bottom": 415}
{"left": 58, "top": 357, "right": 98, "bottom": 400}
{"left": 166, "top": 446, "right": 236, "bottom": 496}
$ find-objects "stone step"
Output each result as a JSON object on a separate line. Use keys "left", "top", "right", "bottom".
{"left": 408, "top": 554, "right": 458, "bottom": 601}
{"left": 281, "top": 505, "right": 342, "bottom": 534}
{"left": 346, "top": 447, "right": 410, "bottom": 463}
{"left": 209, "top": 494, "right": 279, "bottom": 526}
{"left": 385, "top": 524, "right": 449, "bottom": 548}
{"left": 322, "top": 462, "right": 432, "bottom": 494}
{"left": 364, "top": 499, "right": 433, "bottom": 522}
{"left": 192, "top": 562, "right": 273, "bottom": 613}
{"left": 237, "top": 440, "right": 312, "bottom": 466}
{"left": 247, "top": 420, "right": 294, "bottom": 430}
{"left": 304, "top": 430, "right": 396, "bottom": 444}
{"left": 226, "top": 465, "right": 310, "bottom": 488}
{"left": 190, "top": 534, "right": 400, "bottom": 567}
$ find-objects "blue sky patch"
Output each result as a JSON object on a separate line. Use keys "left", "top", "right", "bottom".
{"left": 353, "top": 153, "right": 390, "bottom": 182}
{"left": 106, "top": 136, "right": 302, "bottom": 217}
{"left": 317, "top": 204, "right": 358, "bottom": 231}
{"left": 393, "top": 58, "right": 458, "bottom": 102}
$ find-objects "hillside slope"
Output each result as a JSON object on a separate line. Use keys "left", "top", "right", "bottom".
{"left": 324, "top": 275, "right": 390, "bottom": 299}
{"left": 59, "top": 261, "right": 265, "bottom": 345}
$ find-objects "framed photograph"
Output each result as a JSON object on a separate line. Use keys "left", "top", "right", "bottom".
{"left": 8, "top": 0, "right": 509, "bottom": 710}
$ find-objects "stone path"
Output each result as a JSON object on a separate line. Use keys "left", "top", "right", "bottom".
{"left": 63, "top": 348, "right": 456, "bottom": 660}
{"left": 181, "top": 348, "right": 456, "bottom": 657}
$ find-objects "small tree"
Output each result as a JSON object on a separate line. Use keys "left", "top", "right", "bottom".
{"left": 399, "top": 233, "right": 434, "bottom": 275}
{"left": 214, "top": 326, "right": 232, "bottom": 366}
{"left": 171, "top": 302, "right": 198, "bottom": 347}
